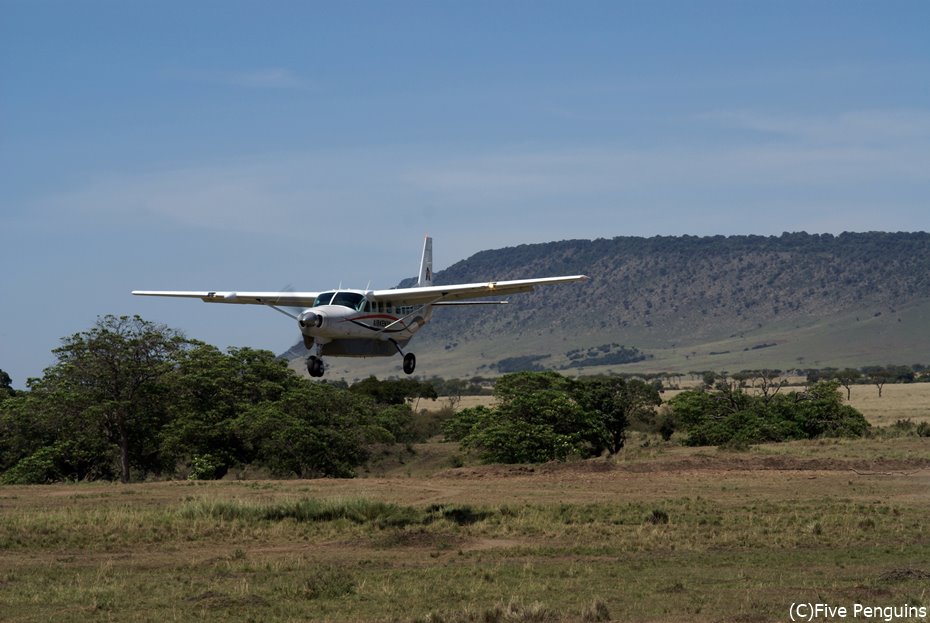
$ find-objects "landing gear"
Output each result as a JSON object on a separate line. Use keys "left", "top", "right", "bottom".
{"left": 307, "top": 355, "right": 324, "bottom": 378}
{"left": 389, "top": 338, "right": 417, "bottom": 375}
{"left": 403, "top": 352, "right": 416, "bottom": 375}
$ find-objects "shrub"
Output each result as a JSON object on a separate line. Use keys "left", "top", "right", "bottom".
{"left": 187, "top": 453, "right": 228, "bottom": 480}
{"left": 1, "top": 445, "right": 65, "bottom": 484}
{"left": 670, "top": 380, "right": 869, "bottom": 447}
{"left": 447, "top": 372, "right": 661, "bottom": 463}
{"left": 443, "top": 406, "right": 492, "bottom": 442}
{"left": 1, "top": 440, "right": 114, "bottom": 484}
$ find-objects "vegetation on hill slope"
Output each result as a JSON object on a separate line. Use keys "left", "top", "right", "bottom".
{"left": 344, "top": 231, "right": 928, "bottom": 376}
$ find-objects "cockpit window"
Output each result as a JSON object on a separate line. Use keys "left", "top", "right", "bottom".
{"left": 312, "top": 292, "right": 333, "bottom": 307}
{"left": 313, "top": 291, "right": 366, "bottom": 310}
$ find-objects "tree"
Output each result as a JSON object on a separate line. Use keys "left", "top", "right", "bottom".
{"left": 743, "top": 369, "right": 786, "bottom": 403}
{"left": 493, "top": 371, "right": 573, "bottom": 403}
{"left": 350, "top": 376, "right": 437, "bottom": 406}
{"left": 0, "top": 386, "right": 117, "bottom": 483}
{"left": 234, "top": 382, "right": 381, "bottom": 478}
{"left": 573, "top": 377, "right": 660, "bottom": 453}
{"left": 445, "top": 371, "right": 660, "bottom": 463}
{"left": 0, "top": 369, "right": 13, "bottom": 399}
{"left": 833, "top": 368, "right": 862, "bottom": 400}
{"left": 863, "top": 367, "right": 894, "bottom": 397}
{"left": 450, "top": 372, "right": 587, "bottom": 463}
{"left": 701, "top": 371, "right": 717, "bottom": 388}
{"left": 160, "top": 344, "right": 303, "bottom": 476}
{"left": 460, "top": 391, "right": 591, "bottom": 463}
{"left": 791, "top": 380, "right": 870, "bottom": 438}
{"left": 669, "top": 380, "right": 869, "bottom": 447}
{"left": 45, "top": 315, "right": 189, "bottom": 482}
{"left": 806, "top": 367, "right": 836, "bottom": 384}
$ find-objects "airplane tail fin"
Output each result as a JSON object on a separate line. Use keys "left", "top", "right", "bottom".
{"left": 417, "top": 236, "right": 433, "bottom": 287}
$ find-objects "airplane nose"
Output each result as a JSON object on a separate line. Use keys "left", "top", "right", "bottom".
{"left": 298, "top": 311, "right": 323, "bottom": 328}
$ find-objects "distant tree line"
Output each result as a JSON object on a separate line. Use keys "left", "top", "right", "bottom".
{"left": 681, "top": 366, "right": 930, "bottom": 399}
{"left": 804, "top": 365, "right": 929, "bottom": 397}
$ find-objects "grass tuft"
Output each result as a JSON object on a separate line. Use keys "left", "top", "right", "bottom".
{"left": 645, "top": 509, "right": 670, "bottom": 525}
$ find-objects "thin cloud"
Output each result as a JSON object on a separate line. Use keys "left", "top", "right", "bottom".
{"left": 24, "top": 111, "right": 930, "bottom": 244}
{"left": 166, "top": 67, "right": 310, "bottom": 90}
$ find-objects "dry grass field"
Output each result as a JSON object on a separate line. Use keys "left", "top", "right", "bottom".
{"left": 845, "top": 382, "right": 930, "bottom": 426}
{"left": 452, "top": 380, "right": 930, "bottom": 427}
{"left": 1, "top": 386, "right": 929, "bottom": 622}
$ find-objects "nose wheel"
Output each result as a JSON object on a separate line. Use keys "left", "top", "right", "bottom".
{"left": 307, "top": 355, "right": 325, "bottom": 378}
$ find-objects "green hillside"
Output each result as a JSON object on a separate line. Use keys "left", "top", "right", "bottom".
{"left": 290, "top": 232, "right": 930, "bottom": 380}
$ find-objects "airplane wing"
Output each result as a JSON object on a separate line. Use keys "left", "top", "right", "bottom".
{"left": 132, "top": 275, "right": 588, "bottom": 307}
{"left": 131, "top": 290, "right": 321, "bottom": 307}
{"left": 369, "top": 275, "right": 588, "bottom": 304}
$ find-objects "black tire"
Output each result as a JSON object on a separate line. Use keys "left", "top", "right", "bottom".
{"left": 403, "top": 352, "right": 416, "bottom": 375}
{"left": 307, "top": 356, "right": 324, "bottom": 377}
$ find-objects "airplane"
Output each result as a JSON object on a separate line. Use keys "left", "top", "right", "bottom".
{"left": 133, "top": 237, "right": 588, "bottom": 378}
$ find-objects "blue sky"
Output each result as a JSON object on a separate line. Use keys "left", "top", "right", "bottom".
{"left": 2, "top": 1, "right": 929, "bottom": 387}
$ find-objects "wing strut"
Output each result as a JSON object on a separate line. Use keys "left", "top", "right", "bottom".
{"left": 376, "top": 295, "right": 446, "bottom": 334}
{"left": 263, "top": 303, "right": 301, "bottom": 320}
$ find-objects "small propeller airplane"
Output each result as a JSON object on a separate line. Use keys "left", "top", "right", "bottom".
{"left": 133, "top": 237, "right": 588, "bottom": 377}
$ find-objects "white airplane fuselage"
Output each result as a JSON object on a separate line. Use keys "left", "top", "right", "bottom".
{"left": 296, "top": 290, "right": 433, "bottom": 357}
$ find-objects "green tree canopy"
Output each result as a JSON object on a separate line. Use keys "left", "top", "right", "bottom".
{"left": 2, "top": 316, "right": 437, "bottom": 484}
{"left": 446, "top": 371, "right": 661, "bottom": 464}
{"left": 350, "top": 376, "right": 438, "bottom": 405}
{"left": 669, "top": 380, "right": 869, "bottom": 447}
{"left": 573, "top": 377, "right": 661, "bottom": 453}
{"left": 40, "top": 315, "right": 190, "bottom": 482}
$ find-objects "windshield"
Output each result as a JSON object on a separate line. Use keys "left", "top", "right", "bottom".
{"left": 313, "top": 291, "right": 366, "bottom": 310}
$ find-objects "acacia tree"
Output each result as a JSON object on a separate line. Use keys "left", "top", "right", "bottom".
{"left": 833, "top": 368, "right": 862, "bottom": 400}
{"left": 748, "top": 369, "right": 786, "bottom": 402}
{"left": 47, "top": 315, "right": 189, "bottom": 482}
{"left": 863, "top": 366, "right": 894, "bottom": 398}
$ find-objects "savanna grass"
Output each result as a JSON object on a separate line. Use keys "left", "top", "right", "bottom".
{"left": 2, "top": 436, "right": 929, "bottom": 621}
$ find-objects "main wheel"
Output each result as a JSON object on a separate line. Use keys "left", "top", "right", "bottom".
{"left": 403, "top": 352, "right": 416, "bottom": 375}
{"left": 307, "top": 356, "right": 324, "bottom": 377}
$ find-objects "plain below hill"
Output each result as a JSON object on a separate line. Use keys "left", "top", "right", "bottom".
{"left": 288, "top": 232, "right": 930, "bottom": 380}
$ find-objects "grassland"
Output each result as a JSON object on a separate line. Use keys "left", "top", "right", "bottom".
{"left": 2, "top": 393, "right": 930, "bottom": 622}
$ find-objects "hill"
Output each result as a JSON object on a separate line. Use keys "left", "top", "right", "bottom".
{"left": 289, "top": 232, "right": 930, "bottom": 380}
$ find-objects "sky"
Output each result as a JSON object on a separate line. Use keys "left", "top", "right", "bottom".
{"left": 2, "top": 1, "right": 929, "bottom": 387}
